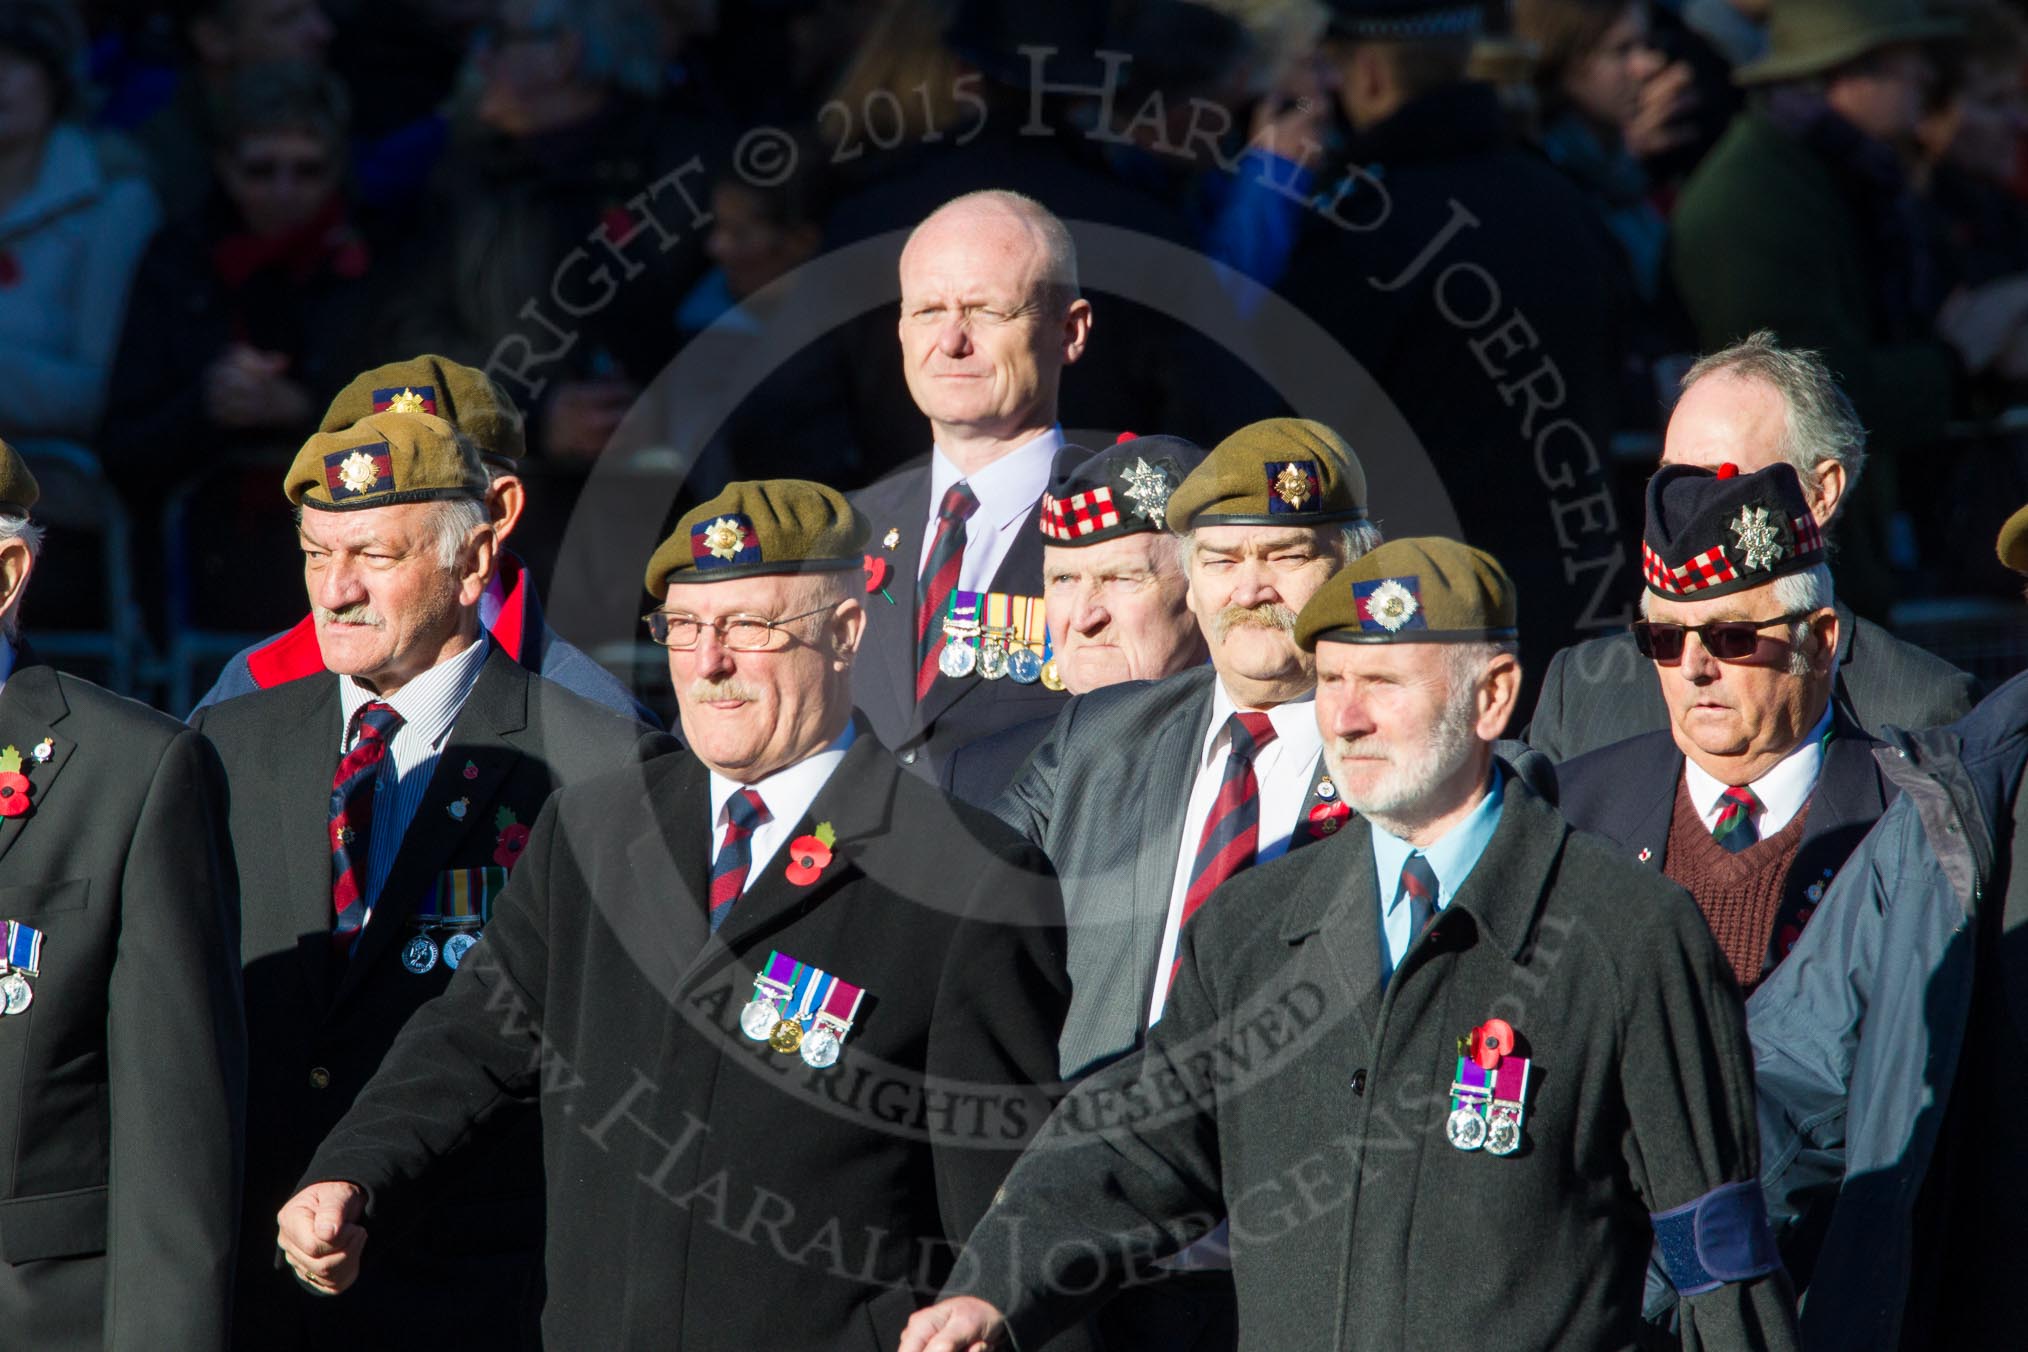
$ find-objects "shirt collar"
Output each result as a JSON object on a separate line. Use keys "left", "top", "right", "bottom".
{"left": 927, "top": 426, "right": 1063, "bottom": 532}
{"left": 1681, "top": 700, "right": 1832, "bottom": 823}
{"left": 1198, "top": 675, "right": 1322, "bottom": 771}
{"left": 708, "top": 720, "right": 858, "bottom": 830}
{"left": 339, "top": 634, "right": 490, "bottom": 752}
{"left": 1372, "top": 764, "right": 1506, "bottom": 918}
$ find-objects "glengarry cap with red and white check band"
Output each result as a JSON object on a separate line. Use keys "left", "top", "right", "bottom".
{"left": 1035, "top": 433, "right": 1208, "bottom": 546}
{"left": 1640, "top": 461, "right": 1824, "bottom": 602}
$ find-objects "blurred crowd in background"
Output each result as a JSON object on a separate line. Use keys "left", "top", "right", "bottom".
{"left": 3, "top": 0, "right": 2026, "bottom": 715}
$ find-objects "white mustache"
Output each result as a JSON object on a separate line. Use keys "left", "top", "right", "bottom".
{"left": 689, "top": 678, "right": 763, "bottom": 704}
{"left": 316, "top": 604, "right": 383, "bottom": 627}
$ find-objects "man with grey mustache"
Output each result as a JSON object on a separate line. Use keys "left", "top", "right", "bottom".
{"left": 192, "top": 411, "right": 667, "bottom": 1351}
{"left": 989, "top": 418, "right": 1378, "bottom": 1352}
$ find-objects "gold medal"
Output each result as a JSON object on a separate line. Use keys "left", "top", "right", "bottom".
{"left": 769, "top": 1018, "right": 803, "bottom": 1054}
{"left": 1040, "top": 658, "right": 1065, "bottom": 692}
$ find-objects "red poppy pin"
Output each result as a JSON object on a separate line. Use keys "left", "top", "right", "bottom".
{"left": 785, "top": 822, "right": 838, "bottom": 886}
{"left": 1308, "top": 800, "right": 1351, "bottom": 837}
{"left": 1465, "top": 1017, "right": 1516, "bottom": 1070}
{"left": 493, "top": 806, "right": 531, "bottom": 868}
{"left": 863, "top": 554, "right": 894, "bottom": 604}
{"left": 0, "top": 745, "right": 31, "bottom": 818}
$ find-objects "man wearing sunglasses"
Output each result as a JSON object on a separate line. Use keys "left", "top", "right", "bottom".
{"left": 275, "top": 480, "right": 1075, "bottom": 1352}
{"left": 1526, "top": 332, "right": 1974, "bottom": 763}
{"left": 1556, "top": 461, "right": 1897, "bottom": 1004}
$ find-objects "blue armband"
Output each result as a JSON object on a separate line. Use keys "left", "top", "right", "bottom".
{"left": 1650, "top": 1180, "right": 1780, "bottom": 1296}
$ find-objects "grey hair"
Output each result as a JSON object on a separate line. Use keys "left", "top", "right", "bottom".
{"left": 0, "top": 514, "right": 46, "bottom": 639}
{"left": 1678, "top": 332, "right": 1867, "bottom": 521}
{"left": 1638, "top": 562, "right": 1837, "bottom": 677}
{"left": 1442, "top": 639, "right": 1521, "bottom": 699}
{"left": 426, "top": 498, "right": 491, "bottom": 570}
{"left": 906, "top": 189, "right": 1081, "bottom": 304}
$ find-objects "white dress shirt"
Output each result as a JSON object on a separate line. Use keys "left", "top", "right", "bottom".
{"left": 0, "top": 636, "right": 13, "bottom": 695}
{"left": 338, "top": 635, "right": 491, "bottom": 922}
{"left": 919, "top": 427, "right": 1063, "bottom": 592}
{"left": 1148, "top": 682, "right": 1324, "bottom": 1026}
{"left": 1682, "top": 703, "right": 1833, "bottom": 838}
{"left": 707, "top": 721, "right": 857, "bottom": 887}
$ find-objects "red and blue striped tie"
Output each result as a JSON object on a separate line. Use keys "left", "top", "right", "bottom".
{"left": 1168, "top": 711, "right": 1277, "bottom": 989}
{"left": 329, "top": 702, "right": 403, "bottom": 948}
{"left": 915, "top": 482, "right": 978, "bottom": 701}
{"left": 708, "top": 789, "right": 770, "bottom": 933}
{"left": 1712, "top": 784, "right": 1761, "bottom": 853}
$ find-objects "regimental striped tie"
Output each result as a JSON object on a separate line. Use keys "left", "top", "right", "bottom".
{"left": 329, "top": 702, "right": 404, "bottom": 949}
{"left": 708, "top": 788, "right": 770, "bottom": 933}
{"left": 1387, "top": 854, "right": 1441, "bottom": 987}
{"left": 1711, "top": 784, "right": 1762, "bottom": 853}
{"left": 1169, "top": 711, "right": 1278, "bottom": 991}
{"left": 915, "top": 481, "right": 979, "bottom": 701}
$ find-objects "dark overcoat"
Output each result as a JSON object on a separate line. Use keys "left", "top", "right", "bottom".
{"left": 0, "top": 656, "right": 244, "bottom": 1352}
{"left": 194, "top": 646, "right": 669, "bottom": 1351}
{"left": 300, "top": 732, "right": 1074, "bottom": 1352}
{"left": 954, "top": 778, "right": 1799, "bottom": 1350}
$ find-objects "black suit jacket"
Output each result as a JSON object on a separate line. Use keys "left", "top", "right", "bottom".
{"left": 300, "top": 732, "right": 1073, "bottom": 1352}
{"left": 1526, "top": 603, "right": 1977, "bottom": 762}
{"left": 0, "top": 656, "right": 243, "bottom": 1352}
{"left": 939, "top": 712, "right": 1055, "bottom": 808}
{"left": 849, "top": 461, "right": 1069, "bottom": 777}
{"left": 1554, "top": 713, "right": 1897, "bottom": 987}
{"left": 195, "top": 647, "right": 670, "bottom": 1352}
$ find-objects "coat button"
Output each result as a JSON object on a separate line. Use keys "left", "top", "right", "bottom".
{"left": 308, "top": 1067, "right": 332, "bottom": 1090}
{"left": 1351, "top": 1069, "right": 1367, "bottom": 1096}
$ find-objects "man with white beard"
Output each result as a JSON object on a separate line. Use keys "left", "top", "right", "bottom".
{"left": 904, "top": 537, "right": 1795, "bottom": 1352}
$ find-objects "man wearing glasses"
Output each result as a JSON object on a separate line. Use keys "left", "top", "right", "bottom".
{"left": 273, "top": 480, "right": 1075, "bottom": 1352}
{"left": 1556, "top": 461, "right": 1897, "bottom": 1000}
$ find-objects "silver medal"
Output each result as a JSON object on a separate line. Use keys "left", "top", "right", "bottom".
{"left": 441, "top": 932, "right": 479, "bottom": 969}
{"left": 741, "top": 998, "right": 784, "bottom": 1041}
{"left": 1484, "top": 1111, "right": 1522, "bottom": 1156}
{"left": 1007, "top": 647, "right": 1042, "bottom": 684}
{"left": 799, "top": 1025, "right": 843, "bottom": 1069}
{"left": 1446, "top": 1106, "right": 1487, "bottom": 1152}
{"left": 977, "top": 640, "right": 1009, "bottom": 680}
{"left": 402, "top": 933, "right": 440, "bottom": 974}
{"left": 1, "top": 972, "right": 31, "bottom": 1016}
{"left": 938, "top": 639, "right": 977, "bottom": 679}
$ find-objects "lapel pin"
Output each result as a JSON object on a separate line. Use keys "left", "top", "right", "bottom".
{"left": 785, "top": 822, "right": 838, "bottom": 886}
{"left": 30, "top": 739, "right": 52, "bottom": 763}
{"left": 447, "top": 797, "right": 469, "bottom": 822}
{"left": 462, "top": 759, "right": 478, "bottom": 780}
{"left": 883, "top": 527, "right": 900, "bottom": 549}
{"left": 1637, "top": 847, "right": 1652, "bottom": 862}
{"left": 1316, "top": 777, "right": 1337, "bottom": 801}
{"left": 493, "top": 806, "right": 530, "bottom": 868}
{"left": 0, "top": 747, "right": 32, "bottom": 819}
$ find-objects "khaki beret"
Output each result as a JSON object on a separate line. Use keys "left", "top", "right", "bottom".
{"left": 1165, "top": 417, "right": 1367, "bottom": 532}
{"left": 646, "top": 480, "right": 869, "bottom": 594}
{"left": 321, "top": 355, "right": 527, "bottom": 462}
{"left": 2000, "top": 502, "right": 2028, "bottom": 573}
{"left": 0, "top": 439, "right": 39, "bottom": 516}
{"left": 286, "top": 412, "right": 488, "bottom": 511}
{"left": 1296, "top": 537, "right": 1518, "bottom": 650}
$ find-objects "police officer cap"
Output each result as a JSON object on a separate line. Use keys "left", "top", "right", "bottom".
{"left": 286, "top": 412, "right": 489, "bottom": 512}
{"left": 646, "top": 480, "right": 870, "bottom": 594}
{"left": 321, "top": 355, "right": 527, "bottom": 463}
{"left": 1642, "top": 461, "right": 1824, "bottom": 602}
{"left": 1296, "top": 537, "right": 1518, "bottom": 650}
{"left": 1037, "top": 433, "right": 1208, "bottom": 546}
{"left": 1164, "top": 418, "right": 1368, "bottom": 532}
{"left": 0, "top": 439, "right": 39, "bottom": 517}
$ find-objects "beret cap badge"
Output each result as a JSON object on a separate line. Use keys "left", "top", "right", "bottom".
{"left": 337, "top": 451, "right": 382, "bottom": 497}
{"left": 1272, "top": 461, "right": 1316, "bottom": 511}
{"left": 1363, "top": 578, "right": 1421, "bottom": 632}
{"left": 383, "top": 387, "right": 430, "bottom": 414}
{"left": 703, "top": 517, "right": 748, "bottom": 561}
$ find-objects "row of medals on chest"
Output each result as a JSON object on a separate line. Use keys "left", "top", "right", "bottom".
{"left": 938, "top": 600, "right": 1060, "bottom": 689}
{"left": 402, "top": 918, "right": 481, "bottom": 975}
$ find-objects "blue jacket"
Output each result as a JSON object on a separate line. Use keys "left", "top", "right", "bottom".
{"left": 1748, "top": 669, "right": 2028, "bottom": 1348}
{"left": 190, "top": 552, "right": 658, "bottom": 726}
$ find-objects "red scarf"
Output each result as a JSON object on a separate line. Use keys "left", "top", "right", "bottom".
{"left": 210, "top": 194, "right": 368, "bottom": 290}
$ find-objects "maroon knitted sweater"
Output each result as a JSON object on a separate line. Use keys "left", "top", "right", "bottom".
{"left": 1662, "top": 778, "right": 1809, "bottom": 993}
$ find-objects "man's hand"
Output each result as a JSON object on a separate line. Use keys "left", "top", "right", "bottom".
{"left": 899, "top": 1296, "right": 1008, "bottom": 1352}
{"left": 276, "top": 1180, "right": 368, "bottom": 1295}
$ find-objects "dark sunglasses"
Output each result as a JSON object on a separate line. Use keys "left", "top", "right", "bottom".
{"left": 1630, "top": 610, "right": 1815, "bottom": 664}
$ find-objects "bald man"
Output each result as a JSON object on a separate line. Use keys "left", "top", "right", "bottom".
{"left": 850, "top": 190, "right": 1093, "bottom": 778}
